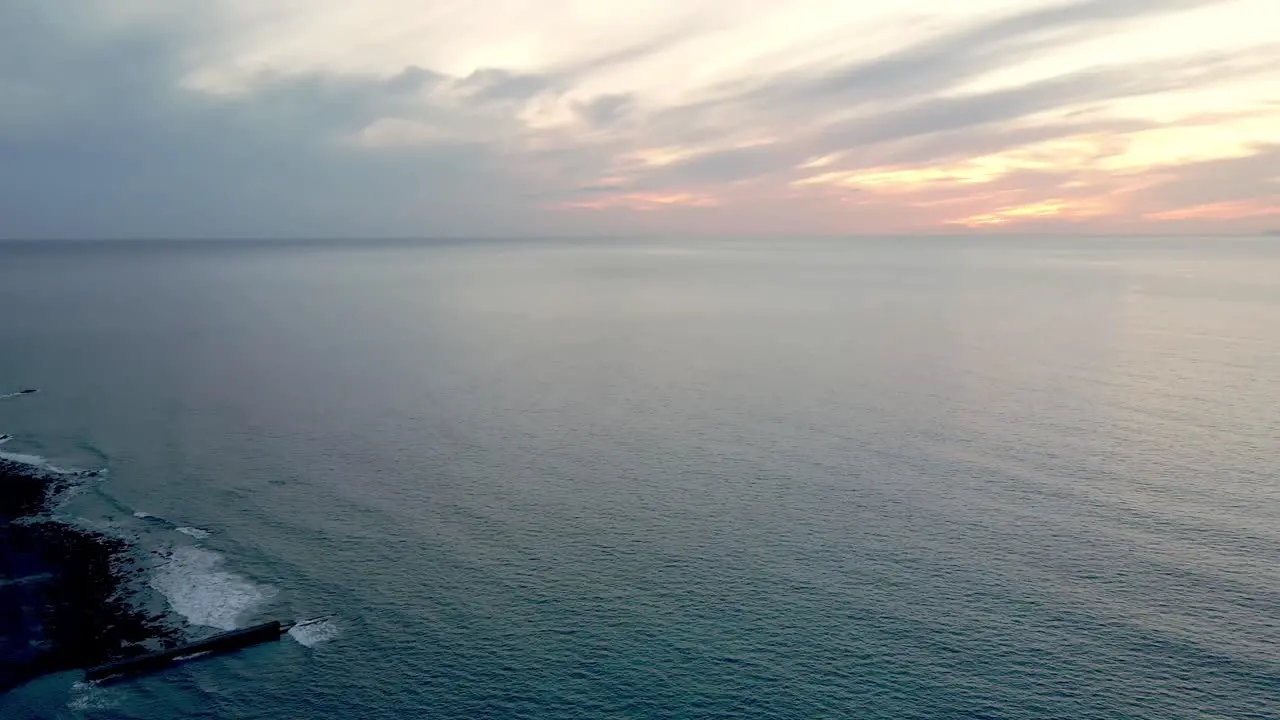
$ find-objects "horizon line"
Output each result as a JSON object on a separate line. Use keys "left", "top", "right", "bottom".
{"left": 2, "top": 232, "right": 1278, "bottom": 243}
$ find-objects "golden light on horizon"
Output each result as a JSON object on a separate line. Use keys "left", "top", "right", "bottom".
{"left": 554, "top": 192, "right": 721, "bottom": 211}
{"left": 951, "top": 198, "right": 1113, "bottom": 227}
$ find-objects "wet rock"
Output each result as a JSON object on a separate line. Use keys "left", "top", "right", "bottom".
{"left": 1, "top": 460, "right": 179, "bottom": 691}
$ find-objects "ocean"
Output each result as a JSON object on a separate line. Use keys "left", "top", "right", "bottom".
{"left": 1, "top": 236, "right": 1277, "bottom": 719}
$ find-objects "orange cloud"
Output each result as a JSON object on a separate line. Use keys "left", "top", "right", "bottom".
{"left": 794, "top": 165, "right": 1001, "bottom": 192}
{"left": 1145, "top": 199, "right": 1280, "bottom": 221}
{"left": 949, "top": 198, "right": 1112, "bottom": 227}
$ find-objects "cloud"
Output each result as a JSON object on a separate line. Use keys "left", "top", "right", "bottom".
{"left": 1134, "top": 146, "right": 1280, "bottom": 208}
{"left": 575, "top": 94, "right": 637, "bottom": 130}
{"left": 655, "top": 0, "right": 1221, "bottom": 140}
{"left": 601, "top": 44, "right": 1279, "bottom": 196}
{"left": 0, "top": 2, "right": 546, "bottom": 238}
{"left": 460, "top": 69, "right": 554, "bottom": 103}
{"left": 812, "top": 49, "right": 1278, "bottom": 151}
{"left": 1, "top": 0, "right": 1278, "bottom": 237}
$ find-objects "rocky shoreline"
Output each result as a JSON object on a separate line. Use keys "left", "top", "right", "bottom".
{"left": 0, "top": 459, "right": 177, "bottom": 691}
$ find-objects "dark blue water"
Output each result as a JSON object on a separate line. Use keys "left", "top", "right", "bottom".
{"left": 1, "top": 237, "right": 1278, "bottom": 719}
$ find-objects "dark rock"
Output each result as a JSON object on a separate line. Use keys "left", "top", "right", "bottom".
{"left": 1, "top": 460, "right": 179, "bottom": 691}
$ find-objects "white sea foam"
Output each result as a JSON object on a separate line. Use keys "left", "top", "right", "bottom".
{"left": 149, "top": 546, "right": 275, "bottom": 631}
{"left": 1, "top": 450, "right": 106, "bottom": 516}
{"left": 67, "top": 681, "right": 118, "bottom": 713}
{"left": 176, "top": 526, "right": 212, "bottom": 539}
{"left": 0, "top": 450, "right": 66, "bottom": 473}
{"left": 289, "top": 619, "right": 340, "bottom": 647}
{"left": 134, "top": 510, "right": 154, "bottom": 518}
{"left": 0, "top": 449, "right": 96, "bottom": 476}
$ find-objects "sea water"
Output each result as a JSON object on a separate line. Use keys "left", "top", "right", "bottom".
{"left": 1, "top": 236, "right": 1278, "bottom": 719}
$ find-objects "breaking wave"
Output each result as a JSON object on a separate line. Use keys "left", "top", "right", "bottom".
{"left": 66, "top": 680, "right": 121, "bottom": 713}
{"left": 148, "top": 546, "right": 276, "bottom": 632}
{"left": 288, "top": 619, "right": 341, "bottom": 648}
{"left": 0, "top": 449, "right": 105, "bottom": 480}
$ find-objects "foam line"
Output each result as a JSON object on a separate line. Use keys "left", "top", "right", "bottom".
{"left": 0, "top": 450, "right": 101, "bottom": 477}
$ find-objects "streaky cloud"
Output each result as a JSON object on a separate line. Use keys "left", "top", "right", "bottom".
{"left": 1, "top": 0, "right": 1277, "bottom": 237}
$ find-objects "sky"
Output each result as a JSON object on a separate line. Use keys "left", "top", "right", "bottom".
{"left": 1, "top": 0, "right": 1278, "bottom": 238}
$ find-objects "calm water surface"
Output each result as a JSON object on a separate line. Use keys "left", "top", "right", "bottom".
{"left": 1, "top": 237, "right": 1278, "bottom": 719}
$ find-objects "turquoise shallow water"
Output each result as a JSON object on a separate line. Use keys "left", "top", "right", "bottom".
{"left": 1, "top": 237, "right": 1278, "bottom": 719}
